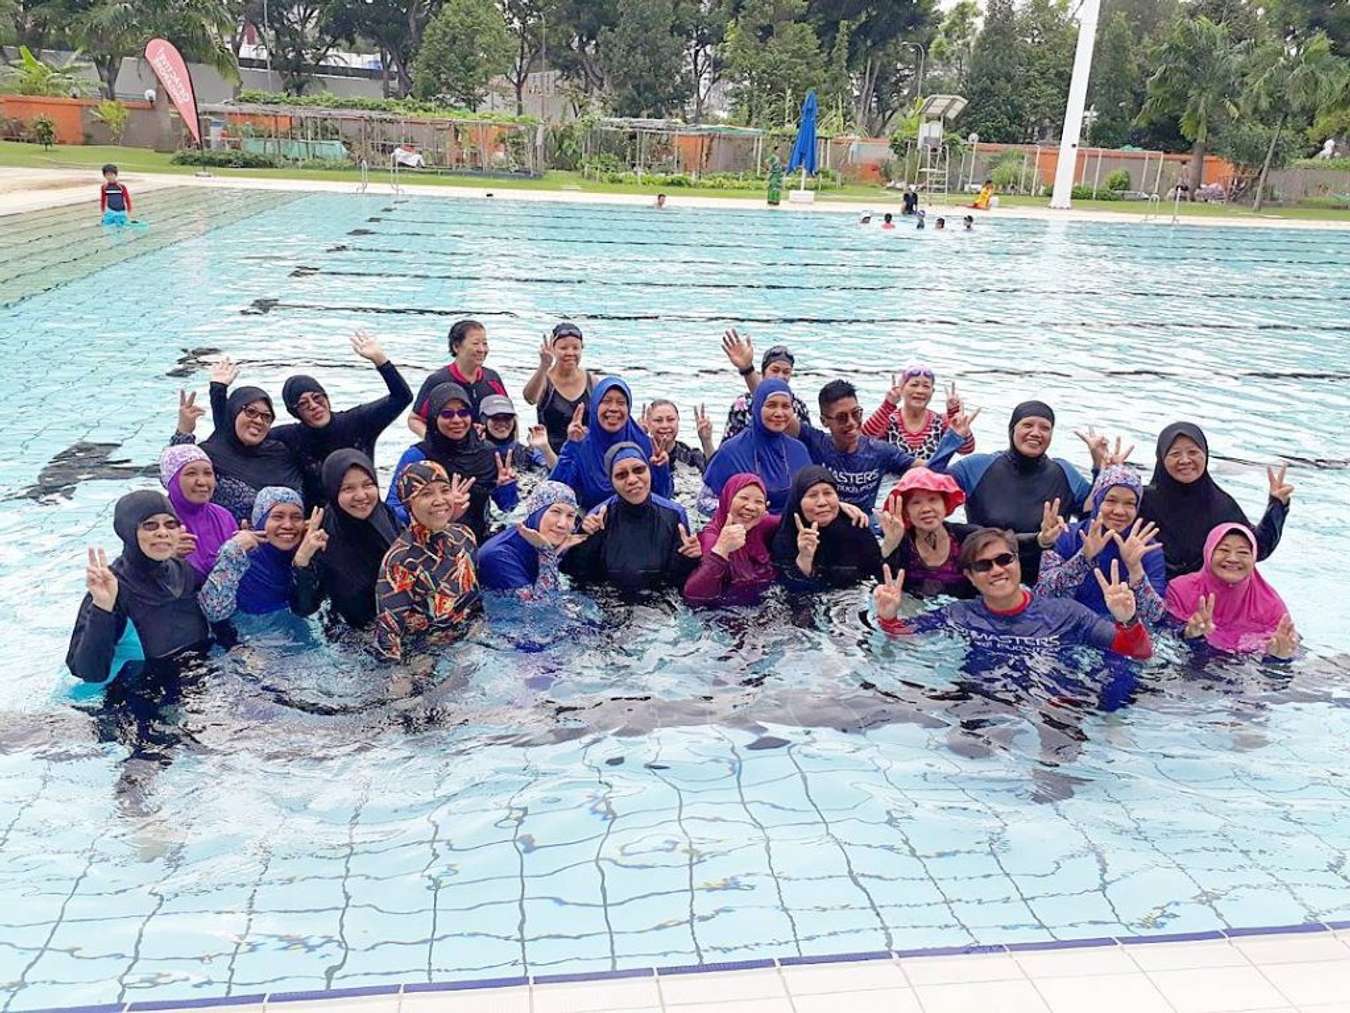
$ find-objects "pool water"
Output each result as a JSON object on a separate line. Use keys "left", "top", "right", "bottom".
{"left": 2, "top": 190, "right": 1350, "bottom": 1009}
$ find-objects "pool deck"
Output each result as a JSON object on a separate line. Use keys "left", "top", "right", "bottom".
{"left": 3, "top": 165, "right": 1350, "bottom": 230}
{"left": 18, "top": 925, "right": 1350, "bottom": 1013}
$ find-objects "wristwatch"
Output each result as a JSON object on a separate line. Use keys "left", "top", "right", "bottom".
{"left": 738, "top": 364, "right": 755, "bottom": 376}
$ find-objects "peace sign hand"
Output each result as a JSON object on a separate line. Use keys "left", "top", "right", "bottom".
{"left": 1093, "top": 558, "right": 1137, "bottom": 625}
{"left": 229, "top": 527, "right": 263, "bottom": 554}
{"left": 948, "top": 406, "right": 981, "bottom": 439}
{"left": 177, "top": 389, "right": 205, "bottom": 435}
{"left": 649, "top": 441, "right": 670, "bottom": 469}
{"left": 567, "top": 403, "right": 588, "bottom": 444}
{"left": 1074, "top": 426, "right": 1109, "bottom": 470}
{"left": 794, "top": 513, "right": 820, "bottom": 562}
{"left": 538, "top": 336, "right": 555, "bottom": 371}
{"left": 1104, "top": 436, "right": 1134, "bottom": 467}
{"left": 350, "top": 328, "right": 388, "bottom": 366}
{"left": 721, "top": 328, "right": 754, "bottom": 371}
{"left": 885, "top": 373, "right": 906, "bottom": 405}
{"left": 1112, "top": 519, "right": 1162, "bottom": 581}
{"left": 1037, "top": 498, "right": 1067, "bottom": 549}
{"left": 1184, "top": 593, "right": 1216, "bottom": 640}
{"left": 872, "top": 563, "right": 906, "bottom": 621}
{"left": 1266, "top": 613, "right": 1299, "bottom": 659}
{"left": 1080, "top": 514, "right": 1111, "bottom": 560}
{"left": 676, "top": 523, "right": 703, "bottom": 559}
{"left": 448, "top": 475, "right": 475, "bottom": 521}
{"left": 695, "top": 403, "right": 712, "bottom": 443}
{"left": 878, "top": 501, "right": 905, "bottom": 552}
{"left": 86, "top": 547, "right": 118, "bottom": 612}
{"left": 1267, "top": 463, "right": 1294, "bottom": 505}
{"left": 209, "top": 356, "right": 239, "bottom": 386}
{"left": 581, "top": 504, "right": 607, "bottom": 535}
{"left": 945, "top": 381, "right": 962, "bottom": 413}
{"left": 495, "top": 452, "right": 517, "bottom": 487}
{"left": 294, "top": 507, "right": 329, "bottom": 566}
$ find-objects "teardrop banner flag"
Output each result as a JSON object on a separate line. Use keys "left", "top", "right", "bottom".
{"left": 144, "top": 38, "right": 201, "bottom": 146}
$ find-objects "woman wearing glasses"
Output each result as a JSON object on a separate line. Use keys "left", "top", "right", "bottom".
{"left": 862, "top": 364, "right": 975, "bottom": 461}
{"left": 387, "top": 382, "right": 518, "bottom": 542}
{"left": 873, "top": 527, "right": 1154, "bottom": 659}
{"left": 523, "top": 321, "right": 599, "bottom": 453}
{"left": 170, "top": 371, "right": 303, "bottom": 523}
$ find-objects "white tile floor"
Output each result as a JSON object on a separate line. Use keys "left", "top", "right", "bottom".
{"left": 78, "top": 926, "right": 1350, "bottom": 1013}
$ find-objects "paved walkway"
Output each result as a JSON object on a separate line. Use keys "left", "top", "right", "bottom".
{"left": 3, "top": 165, "right": 1348, "bottom": 230}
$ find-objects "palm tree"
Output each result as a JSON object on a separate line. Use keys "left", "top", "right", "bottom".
{"left": 1, "top": 45, "right": 95, "bottom": 96}
{"left": 70, "top": 0, "right": 239, "bottom": 99}
{"left": 1244, "top": 32, "right": 1347, "bottom": 210}
{"left": 1139, "top": 16, "right": 1246, "bottom": 198}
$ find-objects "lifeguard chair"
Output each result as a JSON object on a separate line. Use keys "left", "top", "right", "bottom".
{"left": 915, "top": 95, "right": 967, "bottom": 199}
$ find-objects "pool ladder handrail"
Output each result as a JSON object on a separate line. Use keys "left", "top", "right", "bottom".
{"left": 356, "top": 158, "right": 369, "bottom": 194}
{"left": 389, "top": 155, "right": 404, "bottom": 196}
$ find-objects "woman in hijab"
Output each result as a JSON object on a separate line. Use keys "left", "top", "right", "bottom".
{"left": 477, "top": 481, "right": 581, "bottom": 597}
{"left": 772, "top": 466, "right": 883, "bottom": 592}
{"left": 387, "top": 381, "right": 517, "bottom": 542}
{"left": 375, "top": 461, "right": 481, "bottom": 662}
{"left": 199, "top": 486, "right": 307, "bottom": 622}
{"left": 698, "top": 379, "right": 811, "bottom": 516}
{"left": 67, "top": 491, "right": 215, "bottom": 683}
{"left": 172, "top": 382, "right": 303, "bottom": 522}
{"left": 1037, "top": 465, "right": 1167, "bottom": 624}
{"left": 1139, "top": 422, "right": 1291, "bottom": 579}
{"left": 1164, "top": 523, "right": 1297, "bottom": 658}
{"left": 947, "top": 400, "right": 1094, "bottom": 584}
{"left": 293, "top": 449, "right": 399, "bottom": 629}
{"left": 562, "top": 443, "right": 702, "bottom": 594}
{"left": 270, "top": 332, "right": 412, "bottom": 504}
{"left": 879, "top": 468, "right": 978, "bottom": 599}
{"left": 158, "top": 444, "right": 237, "bottom": 576}
{"left": 550, "top": 376, "right": 672, "bottom": 510}
{"left": 684, "top": 473, "right": 781, "bottom": 605}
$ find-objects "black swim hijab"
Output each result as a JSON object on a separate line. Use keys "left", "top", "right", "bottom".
{"left": 200, "top": 386, "right": 304, "bottom": 499}
{"left": 1009, "top": 400, "right": 1055, "bottom": 431}
{"left": 109, "top": 490, "right": 209, "bottom": 656}
{"left": 282, "top": 375, "right": 327, "bottom": 418}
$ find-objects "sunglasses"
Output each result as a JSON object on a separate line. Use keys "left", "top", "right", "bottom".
{"left": 967, "top": 552, "right": 1016, "bottom": 574}
{"left": 904, "top": 370, "right": 935, "bottom": 382}
{"left": 763, "top": 346, "right": 794, "bottom": 366}
{"left": 240, "top": 407, "right": 274, "bottom": 424}
{"left": 827, "top": 408, "right": 863, "bottom": 424}
{"left": 439, "top": 408, "right": 473, "bottom": 420}
{"left": 552, "top": 324, "right": 583, "bottom": 340}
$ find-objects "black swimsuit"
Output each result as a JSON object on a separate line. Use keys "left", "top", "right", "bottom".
{"left": 537, "top": 374, "right": 595, "bottom": 453}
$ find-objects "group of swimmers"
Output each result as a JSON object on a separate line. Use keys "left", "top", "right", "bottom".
{"left": 68, "top": 317, "right": 1300, "bottom": 682}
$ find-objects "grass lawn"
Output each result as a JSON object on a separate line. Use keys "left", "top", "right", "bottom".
{"left": 4, "top": 140, "right": 1348, "bottom": 222}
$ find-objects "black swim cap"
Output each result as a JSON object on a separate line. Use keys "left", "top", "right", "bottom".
{"left": 1009, "top": 400, "right": 1055, "bottom": 430}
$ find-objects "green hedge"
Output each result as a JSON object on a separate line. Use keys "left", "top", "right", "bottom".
{"left": 234, "top": 90, "right": 535, "bottom": 125}
{"left": 171, "top": 148, "right": 281, "bottom": 168}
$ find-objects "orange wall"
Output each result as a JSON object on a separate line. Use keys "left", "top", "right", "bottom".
{"left": 972, "top": 142, "right": 1235, "bottom": 188}
{"left": 1, "top": 95, "right": 154, "bottom": 144}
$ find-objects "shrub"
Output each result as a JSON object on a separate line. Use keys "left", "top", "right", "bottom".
{"left": 989, "top": 152, "right": 1024, "bottom": 190}
{"left": 1105, "top": 168, "right": 1130, "bottom": 191}
{"left": 233, "top": 89, "right": 534, "bottom": 125}
{"left": 171, "top": 148, "right": 281, "bottom": 169}
{"left": 30, "top": 115, "right": 55, "bottom": 148}
{"left": 1071, "top": 184, "right": 1122, "bottom": 200}
{"left": 90, "top": 99, "right": 130, "bottom": 144}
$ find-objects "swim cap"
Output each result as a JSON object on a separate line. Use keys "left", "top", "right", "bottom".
{"left": 1009, "top": 400, "right": 1055, "bottom": 430}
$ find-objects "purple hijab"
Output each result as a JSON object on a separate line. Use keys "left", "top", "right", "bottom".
{"left": 159, "top": 444, "right": 237, "bottom": 575}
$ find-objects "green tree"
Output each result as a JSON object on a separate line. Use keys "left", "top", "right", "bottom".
{"left": 1139, "top": 15, "right": 1247, "bottom": 195}
{"left": 676, "top": 0, "right": 732, "bottom": 123}
{"left": 256, "top": 0, "right": 351, "bottom": 95}
{"left": 1017, "top": 0, "right": 1075, "bottom": 141}
{"left": 724, "top": 0, "right": 822, "bottom": 127}
{"left": 1087, "top": 10, "right": 1141, "bottom": 147}
{"left": 546, "top": 0, "right": 619, "bottom": 110}
{"left": 963, "top": 0, "right": 1026, "bottom": 142}
{"left": 0, "top": 43, "right": 93, "bottom": 95}
{"left": 411, "top": 0, "right": 513, "bottom": 108}
{"left": 501, "top": 0, "right": 549, "bottom": 117}
{"left": 341, "top": 0, "right": 443, "bottom": 98}
{"left": 819, "top": 17, "right": 853, "bottom": 130}
{"left": 1244, "top": 31, "right": 1347, "bottom": 208}
{"left": 929, "top": 0, "right": 979, "bottom": 93}
{"left": 598, "top": 0, "right": 690, "bottom": 117}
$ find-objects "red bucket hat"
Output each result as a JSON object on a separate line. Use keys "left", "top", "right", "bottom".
{"left": 883, "top": 467, "right": 966, "bottom": 517}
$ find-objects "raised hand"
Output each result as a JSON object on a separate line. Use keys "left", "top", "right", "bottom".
{"left": 581, "top": 504, "right": 607, "bottom": 535}
{"left": 1112, "top": 518, "right": 1162, "bottom": 580}
{"left": 1037, "top": 498, "right": 1067, "bottom": 548}
{"left": 649, "top": 441, "right": 670, "bottom": 469}
{"left": 1266, "top": 614, "right": 1299, "bottom": 659}
{"left": 527, "top": 425, "right": 550, "bottom": 452}
{"left": 495, "top": 452, "right": 517, "bottom": 487}
{"left": 1080, "top": 514, "right": 1111, "bottom": 560}
{"left": 567, "top": 403, "right": 588, "bottom": 444}
{"left": 794, "top": 513, "right": 820, "bottom": 569}
{"left": 175, "top": 528, "right": 198, "bottom": 559}
{"left": 86, "top": 547, "right": 118, "bottom": 612}
{"left": 712, "top": 521, "right": 746, "bottom": 559}
{"left": 948, "top": 406, "right": 981, "bottom": 439}
{"left": 721, "top": 328, "right": 754, "bottom": 372}
{"left": 1104, "top": 435, "right": 1134, "bottom": 467}
{"left": 1093, "top": 558, "right": 1137, "bottom": 625}
{"left": 872, "top": 563, "right": 906, "bottom": 621}
{"left": 1184, "top": 593, "right": 1216, "bottom": 640}
{"left": 878, "top": 501, "right": 905, "bottom": 553}
{"left": 293, "top": 506, "right": 329, "bottom": 566}
{"left": 1267, "top": 463, "right": 1294, "bottom": 505}
{"left": 229, "top": 528, "right": 263, "bottom": 554}
{"left": 676, "top": 523, "right": 703, "bottom": 559}
{"left": 209, "top": 356, "right": 239, "bottom": 386}
{"left": 350, "top": 329, "right": 388, "bottom": 365}
{"left": 885, "top": 373, "right": 906, "bottom": 405}
{"left": 1074, "top": 426, "right": 1109, "bottom": 470}
{"left": 537, "top": 336, "right": 555, "bottom": 371}
{"left": 945, "top": 381, "right": 962, "bottom": 414}
{"left": 695, "top": 403, "right": 712, "bottom": 443}
{"left": 448, "top": 475, "right": 475, "bottom": 521}
{"left": 177, "top": 389, "right": 204, "bottom": 435}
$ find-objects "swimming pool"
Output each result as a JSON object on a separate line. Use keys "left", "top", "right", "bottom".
{"left": 2, "top": 188, "right": 1350, "bottom": 1009}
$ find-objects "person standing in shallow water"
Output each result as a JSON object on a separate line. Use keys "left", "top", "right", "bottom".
{"left": 719, "top": 329, "right": 813, "bottom": 442}
{"left": 862, "top": 365, "right": 976, "bottom": 461}
{"left": 549, "top": 376, "right": 673, "bottom": 511}
{"left": 1138, "top": 421, "right": 1291, "bottom": 579}
{"left": 67, "top": 491, "right": 215, "bottom": 683}
{"left": 408, "top": 318, "right": 508, "bottom": 433}
{"left": 523, "top": 322, "right": 600, "bottom": 454}
{"left": 158, "top": 443, "right": 237, "bottom": 576}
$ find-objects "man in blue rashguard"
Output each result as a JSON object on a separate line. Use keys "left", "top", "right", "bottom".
{"left": 787, "top": 379, "right": 976, "bottom": 515}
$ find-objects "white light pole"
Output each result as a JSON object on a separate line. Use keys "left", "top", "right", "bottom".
{"left": 902, "top": 42, "right": 926, "bottom": 101}
{"left": 1049, "top": 0, "right": 1101, "bottom": 210}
